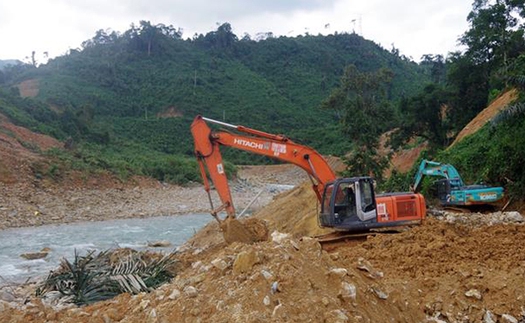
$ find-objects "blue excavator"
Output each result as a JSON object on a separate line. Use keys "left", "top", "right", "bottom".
{"left": 412, "top": 159, "right": 504, "bottom": 206}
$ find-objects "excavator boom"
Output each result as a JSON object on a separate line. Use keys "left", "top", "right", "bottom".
{"left": 413, "top": 159, "right": 464, "bottom": 192}
{"left": 192, "top": 115, "right": 336, "bottom": 216}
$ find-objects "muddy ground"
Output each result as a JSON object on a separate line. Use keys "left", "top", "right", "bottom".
{"left": 0, "top": 170, "right": 524, "bottom": 323}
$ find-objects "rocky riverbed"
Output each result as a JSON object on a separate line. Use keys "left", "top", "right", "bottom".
{"left": 0, "top": 165, "right": 305, "bottom": 230}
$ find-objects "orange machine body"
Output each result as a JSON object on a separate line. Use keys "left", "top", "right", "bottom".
{"left": 191, "top": 115, "right": 426, "bottom": 229}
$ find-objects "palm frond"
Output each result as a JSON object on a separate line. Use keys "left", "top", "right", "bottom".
{"left": 507, "top": 75, "right": 525, "bottom": 89}
{"left": 37, "top": 248, "right": 178, "bottom": 306}
{"left": 491, "top": 102, "right": 525, "bottom": 128}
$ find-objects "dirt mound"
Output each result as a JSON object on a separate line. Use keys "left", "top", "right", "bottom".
{"left": 257, "top": 182, "right": 332, "bottom": 238}
{"left": 337, "top": 217, "right": 525, "bottom": 321}
{"left": 450, "top": 89, "right": 518, "bottom": 147}
{"left": 3, "top": 211, "right": 524, "bottom": 322}
{"left": 220, "top": 217, "right": 269, "bottom": 244}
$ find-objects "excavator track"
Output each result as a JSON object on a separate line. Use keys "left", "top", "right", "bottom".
{"left": 315, "top": 228, "right": 409, "bottom": 251}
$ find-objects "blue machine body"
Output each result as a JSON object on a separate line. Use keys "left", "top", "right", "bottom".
{"left": 413, "top": 160, "right": 504, "bottom": 206}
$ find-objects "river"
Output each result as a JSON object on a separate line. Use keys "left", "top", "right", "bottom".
{"left": 0, "top": 213, "right": 212, "bottom": 286}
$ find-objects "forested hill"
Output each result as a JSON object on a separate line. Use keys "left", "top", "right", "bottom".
{"left": 0, "top": 22, "right": 429, "bottom": 183}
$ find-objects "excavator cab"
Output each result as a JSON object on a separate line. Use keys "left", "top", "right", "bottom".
{"left": 319, "top": 177, "right": 377, "bottom": 229}
{"left": 435, "top": 179, "right": 452, "bottom": 204}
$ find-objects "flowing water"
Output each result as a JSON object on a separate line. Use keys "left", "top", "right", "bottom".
{"left": 0, "top": 214, "right": 212, "bottom": 286}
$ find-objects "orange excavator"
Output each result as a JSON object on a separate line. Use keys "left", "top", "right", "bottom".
{"left": 191, "top": 115, "right": 426, "bottom": 243}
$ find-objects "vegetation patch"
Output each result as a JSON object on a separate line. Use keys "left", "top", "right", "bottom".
{"left": 36, "top": 248, "right": 178, "bottom": 306}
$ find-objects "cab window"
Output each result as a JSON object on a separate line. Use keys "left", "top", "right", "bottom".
{"left": 360, "top": 180, "right": 375, "bottom": 212}
{"left": 322, "top": 184, "right": 334, "bottom": 213}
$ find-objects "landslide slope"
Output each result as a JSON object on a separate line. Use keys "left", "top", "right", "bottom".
{"left": 0, "top": 113, "right": 62, "bottom": 184}
{"left": 450, "top": 89, "right": 518, "bottom": 148}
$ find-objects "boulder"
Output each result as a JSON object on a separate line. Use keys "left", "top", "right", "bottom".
{"left": 0, "top": 291, "right": 15, "bottom": 302}
{"left": 501, "top": 314, "right": 518, "bottom": 323}
{"left": 483, "top": 310, "right": 496, "bottom": 323}
{"left": 271, "top": 231, "right": 290, "bottom": 244}
{"left": 168, "top": 289, "right": 181, "bottom": 300}
{"left": 183, "top": 286, "right": 198, "bottom": 298}
{"left": 325, "top": 309, "right": 349, "bottom": 323}
{"left": 339, "top": 282, "right": 357, "bottom": 300}
{"left": 233, "top": 250, "right": 259, "bottom": 274}
{"left": 328, "top": 268, "right": 348, "bottom": 278}
{"left": 20, "top": 251, "right": 48, "bottom": 260}
{"left": 147, "top": 240, "right": 172, "bottom": 247}
{"left": 211, "top": 258, "right": 229, "bottom": 271}
{"left": 465, "top": 289, "right": 482, "bottom": 300}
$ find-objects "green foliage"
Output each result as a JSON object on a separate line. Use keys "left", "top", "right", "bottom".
{"left": 378, "top": 168, "right": 437, "bottom": 199}
{"left": 438, "top": 107, "right": 525, "bottom": 198}
{"left": 420, "top": 54, "right": 447, "bottom": 84}
{"left": 504, "top": 54, "right": 525, "bottom": 90}
{"left": 446, "top": 53, "right": 491, "bottom": 130}
{"left": 490, "top": 102, "right": 525, "bottom": 126}
{"left": 460, "top": 0, "right": 525, "bottom": 68}
{"left": 37, "top": 249, "right": 177, "bottom": 306}
{"left": 0, "top": 88, "right": 67, "bottom": 139}
{"left": 393, "top": 84, "right": 453, "bottom": 149}
{"left": 0, "top": 23, "right": 430, "bottom": 184}
{"left": 379, "top": 170, "right": 414, "bottom": 193}
{"left": 380, "top": 153, "right": 437, "bottom": 199}
{"left": 44, "top": 143, "right": 205, "bottom": 185}
{"left": 444, "top": 0, "right": 525, "bottom": 133}
{"left": 322, "top": 64, "right": 395, "bottom": 180}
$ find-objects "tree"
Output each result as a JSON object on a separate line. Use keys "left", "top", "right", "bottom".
{"left": 460, "top": 0, "right": 525, "bottom": 69}
{"left": 82, "top": 29, "right": 120, "bottom": 48}
{"left": 123, "top": 21, "right": 183, "bottom": 55}
{"left": 322, "top": 64, "right": 394, "bottom": 179}
{"left": 420, "top": 54, "right": 446, "bottom": 84}
{"left": 447, "top": 52, "right": 491, "bottom": 128}
{"left": 195, "top": 23, "right": 238, "bottom": 51}
{"left": 139, "top": 21, "right": 157, "bottom": 56}
{"left": 394, "top": 84, "right": 452, "bottom": 148}
{"left": 445, "top": 0, "right": 525, "bottom": 131}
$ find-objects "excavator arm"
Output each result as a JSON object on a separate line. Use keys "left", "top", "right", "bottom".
{"left": 191, "top": 115, "right": 336, "bottom": 221}
{"left": 413, "top": 159, "right": 464, "bottom": 192}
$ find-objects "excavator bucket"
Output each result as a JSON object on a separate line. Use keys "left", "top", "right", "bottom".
{"left": 220, "top": 217, "right": 269, "bottom": 244}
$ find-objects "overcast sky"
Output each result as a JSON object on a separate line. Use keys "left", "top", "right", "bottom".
{"left": 0, "top": 0, "right": 473, "bottom": 63}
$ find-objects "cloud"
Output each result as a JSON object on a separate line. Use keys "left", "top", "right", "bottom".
{"left": 0, "top": 0, "right": 471, "bottom": 61}
{"left": 119, "top": 0, "right": 333, "bottom": 18}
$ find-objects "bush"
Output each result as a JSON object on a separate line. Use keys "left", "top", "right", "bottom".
{"left": 439, "top": 111, "right": 525, "bottom": 198}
